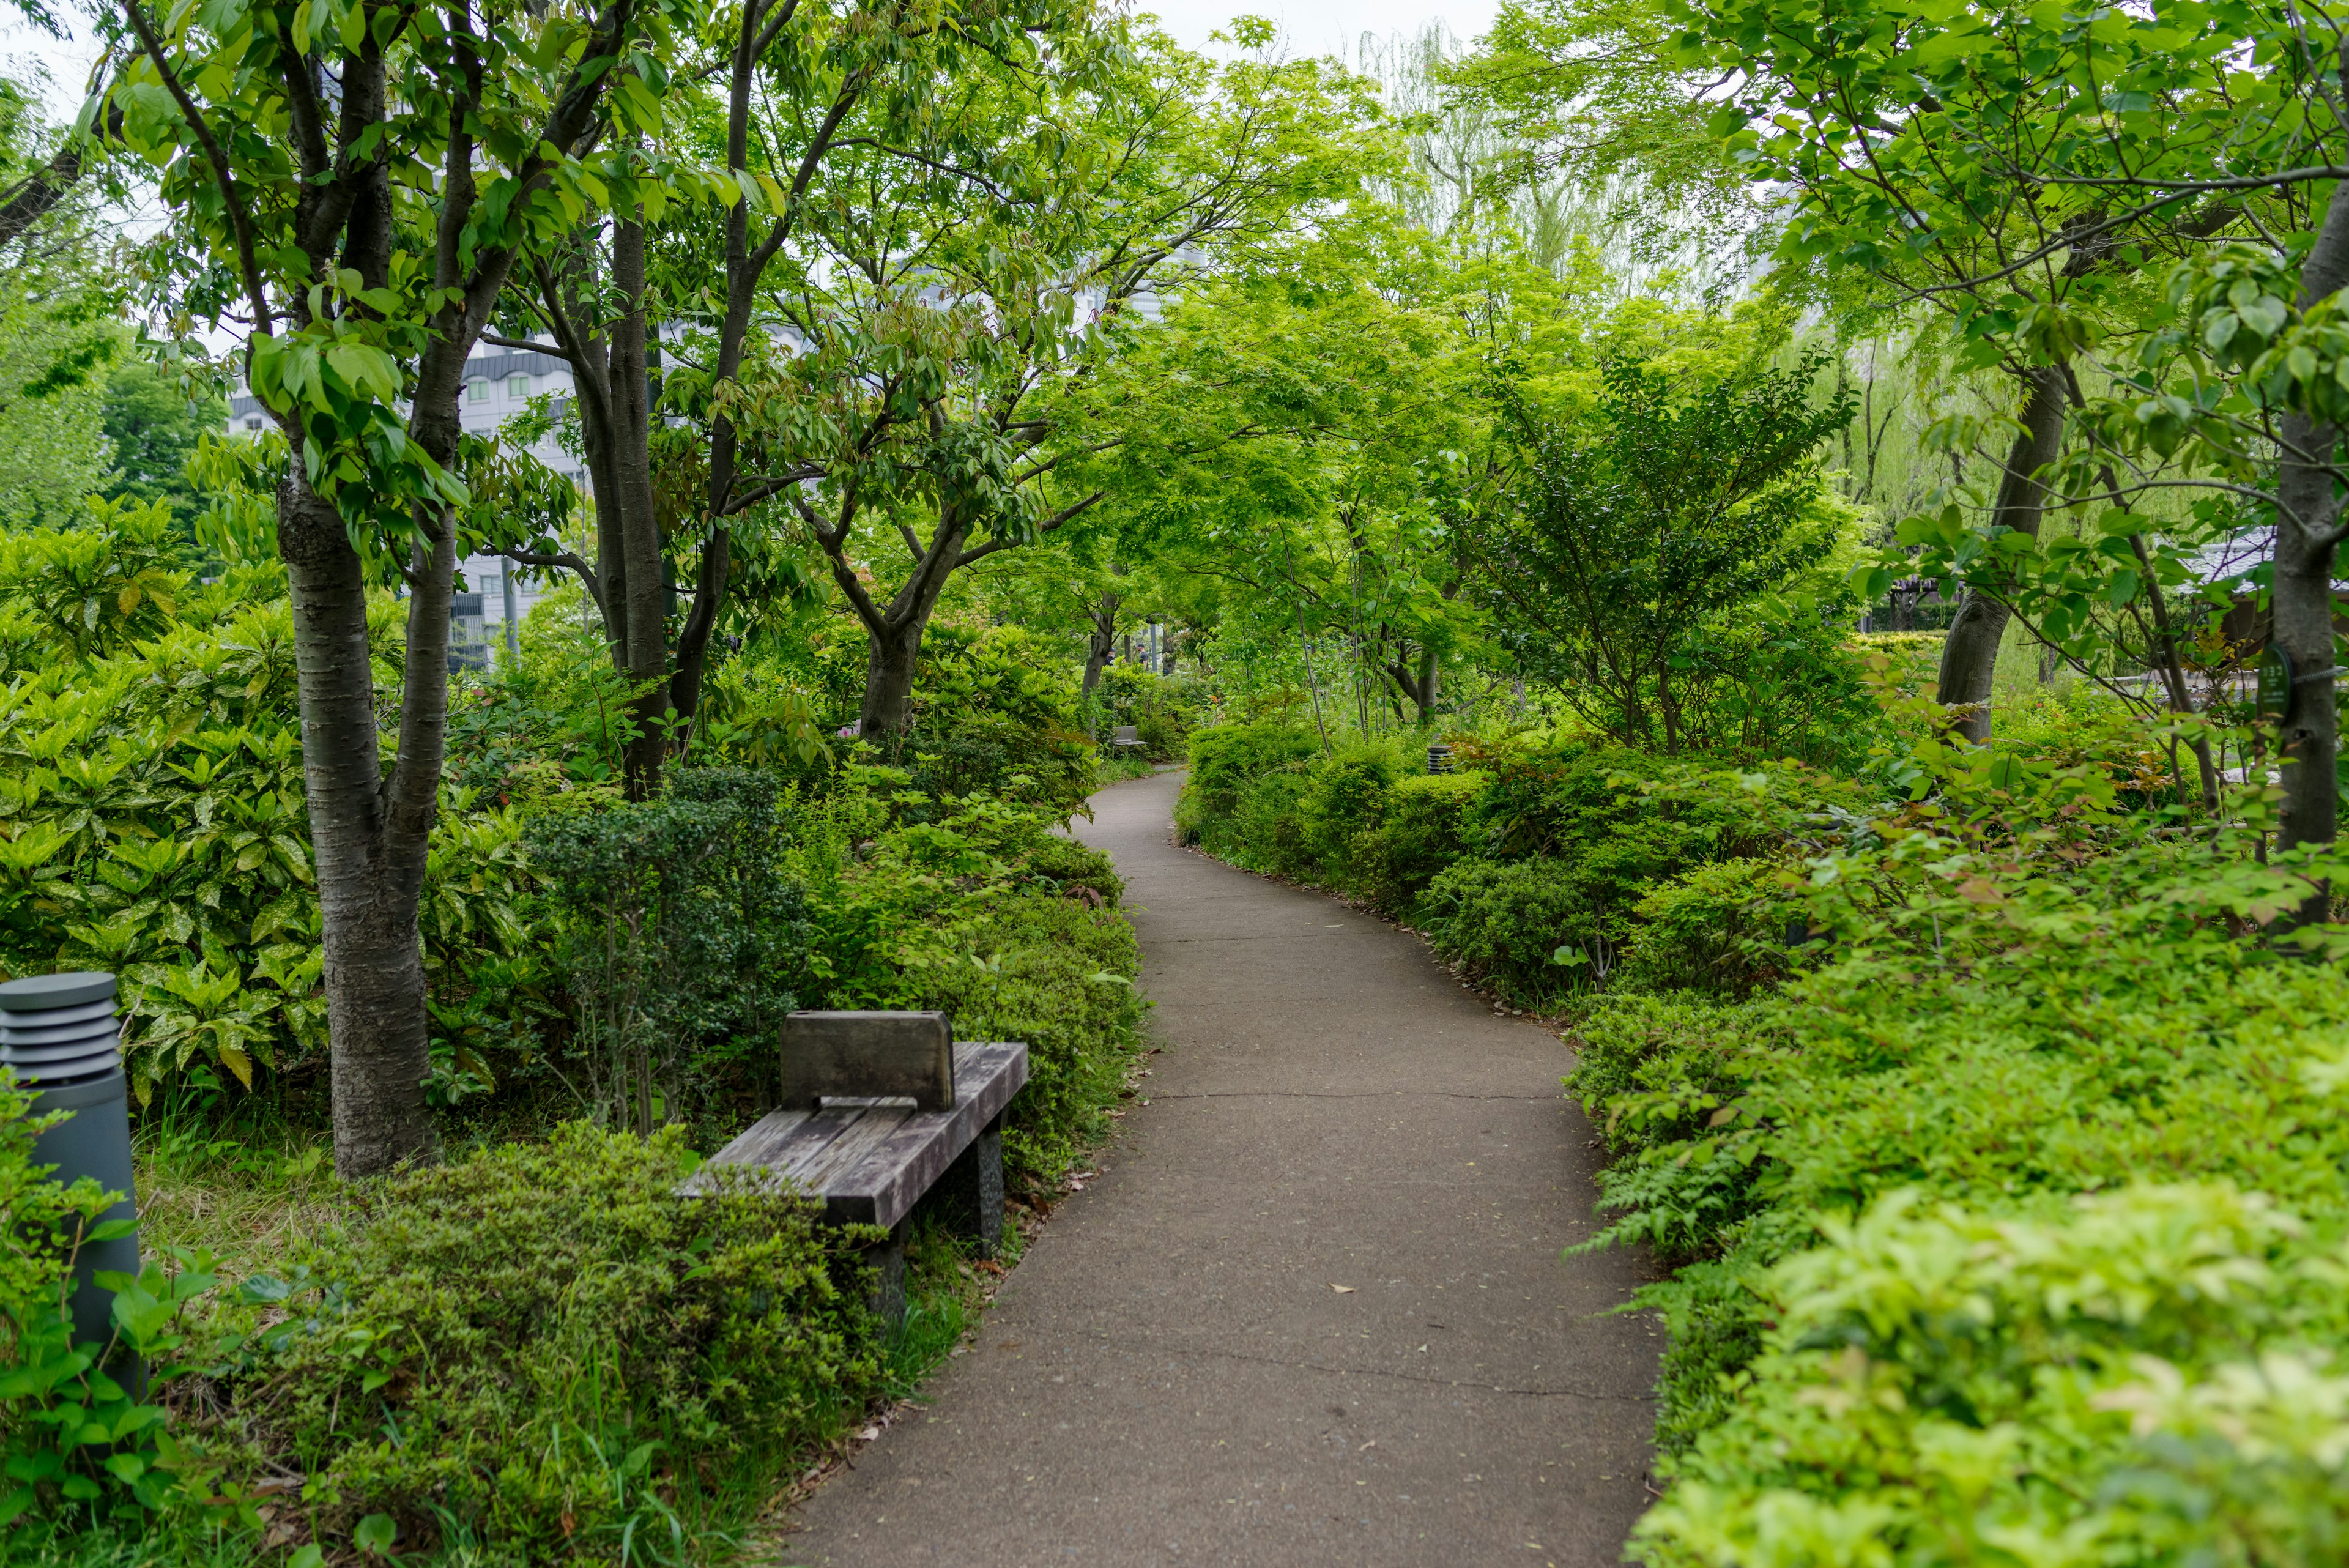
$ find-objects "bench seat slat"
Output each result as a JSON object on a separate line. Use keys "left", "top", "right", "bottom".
{"left": 688, "top": 1042, "right": 1028, "bottom": 1230}
{"left": 778, "top": 1107, "right": 916, "bottom": 1197}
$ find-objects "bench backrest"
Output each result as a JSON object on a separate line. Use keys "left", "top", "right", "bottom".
{"left": 1111, "top": 725, "right": 1139, "bottom": 743}
{"left": 781, "top": 1011, "right": 955, "bottom": 1110}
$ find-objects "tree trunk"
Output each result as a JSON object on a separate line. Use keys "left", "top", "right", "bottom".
{"left": 2272, "top": 176, "right": 2349, "bottom": 882}
{"left": 860, "top": 617, "right": 924, "bottom": 737}
{"left": 1082, "top": 589, "right": 1119, "bottom": 696}
{"left": 848, "top": 507, "right": 969, "bottom": 735}
{"left": 1935, "top": 363, "right": 2067, "bottom": 741}
{"left": 611, "top": 214, "right": 669, "bottom": 798}
{"left": 279, "top": 475, "right": 443, "bottom": 1178}
{"left": 1412, "top": 642, "right": 1439, "bottom": 729}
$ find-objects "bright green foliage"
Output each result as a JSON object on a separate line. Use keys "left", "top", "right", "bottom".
{"left": 0, "top": 507, "right": 544, "bottom": 1104}
{"left": 1174, "top": 721, "right": 1323, "bottom": 867}
{"left": 914, "top": 891, "right": 1145, "bottom": 1186}
{"left": 1175, "top": 723, "right": 1858, "bottom": 999}
{"left": 1639, "top": 1183, "right": 2349, "bottom": 1568}
{"left": 220, "top": 1124, "right": 877, "bottom": 1558}
{"left": 98, "top": 361, "right": 225, "bottom": 534}
{"left": 1567, "top": 827, "right": 2349, "bottom": 1503}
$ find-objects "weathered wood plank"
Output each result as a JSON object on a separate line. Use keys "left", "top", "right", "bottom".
{"left": 681, "top": 1105, "right": 867, "bottom": 1197}
{"left": 691, "top": 1042, "right": 1030, "bottom": 1231}
{"left": 822, "top": 1044, "right": 1028, "bottom": 1228}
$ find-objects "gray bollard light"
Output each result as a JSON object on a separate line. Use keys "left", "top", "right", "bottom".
{"left": 0, "top": 972, "right": 139, "bottom": 1356}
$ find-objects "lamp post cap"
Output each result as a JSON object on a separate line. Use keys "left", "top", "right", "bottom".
{"left": 0, "top": 972, "right": 117, "bottom": 1013}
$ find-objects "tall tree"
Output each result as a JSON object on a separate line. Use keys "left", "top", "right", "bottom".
{"left": 706, "top": 23, "right": 1382, "bottom": 735}
{"left": 113, "top": 0, "right": 675, "bottom": 1174}
{"left": 482, "top": 0, "right": 1095, "bottom": 789}
{"left": 1469, "top": 356, "right": 1854, "bottom": 752}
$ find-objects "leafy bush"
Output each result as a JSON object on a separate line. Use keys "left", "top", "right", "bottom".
{"left": 1418, "top": 856, "right": 1608, "bottom": 1004}
{"left": 1022, "top": 835, "right": 1121, "bottom": 905}
{"left": 1352, "top": 771, "right": 1490, "bottom": 917}
{"left": 1176, "top": 720, "right": 1318, "bottom": 841}
{"left": 1567, "top": 828, "right": 2349, "bottom": 1499}
{"left": 1296, "top": 740, "right": 1409, "bottom": 874}
{"left": 1615, "top": 857, "right": 1794, "bottom": 997}
{"left": 897, "top": 626, "right": 1096, "bottom": 818}
{"left": 911, "top": 891, "right": 1145, "bottom": 1186}
{"left": 1637, "top": 1183, "right": 2349, "bottom": 1567}
{"left": 221, "top": 1124, "right": 877, "bottom": 1560}
{"left": 525, "top": 769, "right": 812, "bottom": 1139}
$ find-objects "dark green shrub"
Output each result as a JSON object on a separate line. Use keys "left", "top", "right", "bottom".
{"left": 525, "top": 769, "right": 811, "bottom": 1139}
{"left": 1296, "top": 741, "right": 1408, "bottom": 874}
{"left": 1614, "top": 858, "right": 1795, "bottom": 997}
{"left": 898, "top": 626, "right": 1094, "bottom": 818}
{"left": 1354, "top": 771, "right": 1491, "bottom": 916}
{"left": 1417, "top": 856, "right": 1609, "bottom": 1005}
{"left": 232, "top": 1123, "right": 877, "bottom": 1559}
{"left": 1222, "top": 769, "right": 1316, "bottom": 879}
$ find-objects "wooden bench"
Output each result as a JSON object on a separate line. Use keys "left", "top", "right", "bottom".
{"left": 685, "top": 1011, "right": 1027, "bottom": 1321}
{"left": 1108, "top": 724, "right": 1145, "bottom": 750}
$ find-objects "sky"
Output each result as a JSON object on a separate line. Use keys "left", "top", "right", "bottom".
{"left": 1, "top": 0, "right": 1503, "bottom": 127}
{"left": 1138, "top": 0, "right": 1496, "bottom": 61}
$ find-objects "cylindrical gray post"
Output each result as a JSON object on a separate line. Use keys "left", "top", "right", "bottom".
{"left": 0, "top": 973, "right": 138, "bottom": 1356}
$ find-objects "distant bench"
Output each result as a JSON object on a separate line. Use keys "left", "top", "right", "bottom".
{"left": 686, "top": 1011, "right": 1028, "bottom": 1321}
{"left": 1108, "top": 724, "right": 1144, "bottom": 751}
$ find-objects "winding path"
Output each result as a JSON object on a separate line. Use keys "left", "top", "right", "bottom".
{"left": 784, "top": 768, "right": 1658, "bottom": 1567}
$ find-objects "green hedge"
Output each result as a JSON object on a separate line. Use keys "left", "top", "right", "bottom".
{"left": 1173, "top": 725, "right": 1826, "bottom": 1003}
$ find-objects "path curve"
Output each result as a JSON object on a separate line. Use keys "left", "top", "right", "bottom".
{"left": 785, "top": 768, "right": 1658, "bottom": 1567}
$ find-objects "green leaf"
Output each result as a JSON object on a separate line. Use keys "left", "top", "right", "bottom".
{"left": 355, "top": 1513, "right": 398, "bottom": 1555}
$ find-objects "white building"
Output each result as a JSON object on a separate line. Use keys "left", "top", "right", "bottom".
{"left": 227, "top": 345, "right": 587, "bottom": 668}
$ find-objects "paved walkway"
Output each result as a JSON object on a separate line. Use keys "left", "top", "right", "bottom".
{"left": 784, "top": 768, "right": 1658, "bottom": 1568}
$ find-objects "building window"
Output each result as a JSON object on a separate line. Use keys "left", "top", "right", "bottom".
{"left": 468, "top": 379, "right": 487, "bottom": 403}
{"left": 510, "top": 374, "right": 529, "bottom": 398}
{"left": 243, "top": 418, "right": 261, "bottom": 431}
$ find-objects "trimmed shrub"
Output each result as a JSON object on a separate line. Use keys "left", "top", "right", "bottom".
{"left": 1354, "top": 771, "right": 1491, "bottom": 917}
{"left": 1614, "top": 857, "right": 1795, "bottom": 998}
{"left": 1176, "top": 721, "right": 1318, "bottom": 846}
{"left": 1417, "top": 856, "right": 1610, "bottom": 1005}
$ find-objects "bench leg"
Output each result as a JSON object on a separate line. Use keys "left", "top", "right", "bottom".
{"left": 943, "top": 1110, "right": 1007, "bottom": 1260}
{"left": 862, "top": 1220, "right": 908, "bottom": 1325}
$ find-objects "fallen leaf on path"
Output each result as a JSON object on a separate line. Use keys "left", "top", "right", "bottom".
{"left": 1330, "top": 1284, "right": 1355, "bottom": 1293}
{"left": 857, "top": 1427, "right": 880, "bottom": 1441}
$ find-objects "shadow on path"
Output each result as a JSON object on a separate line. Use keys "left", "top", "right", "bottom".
{"left": 784, "top": 768, "right": 1658, "bottom": 1567}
